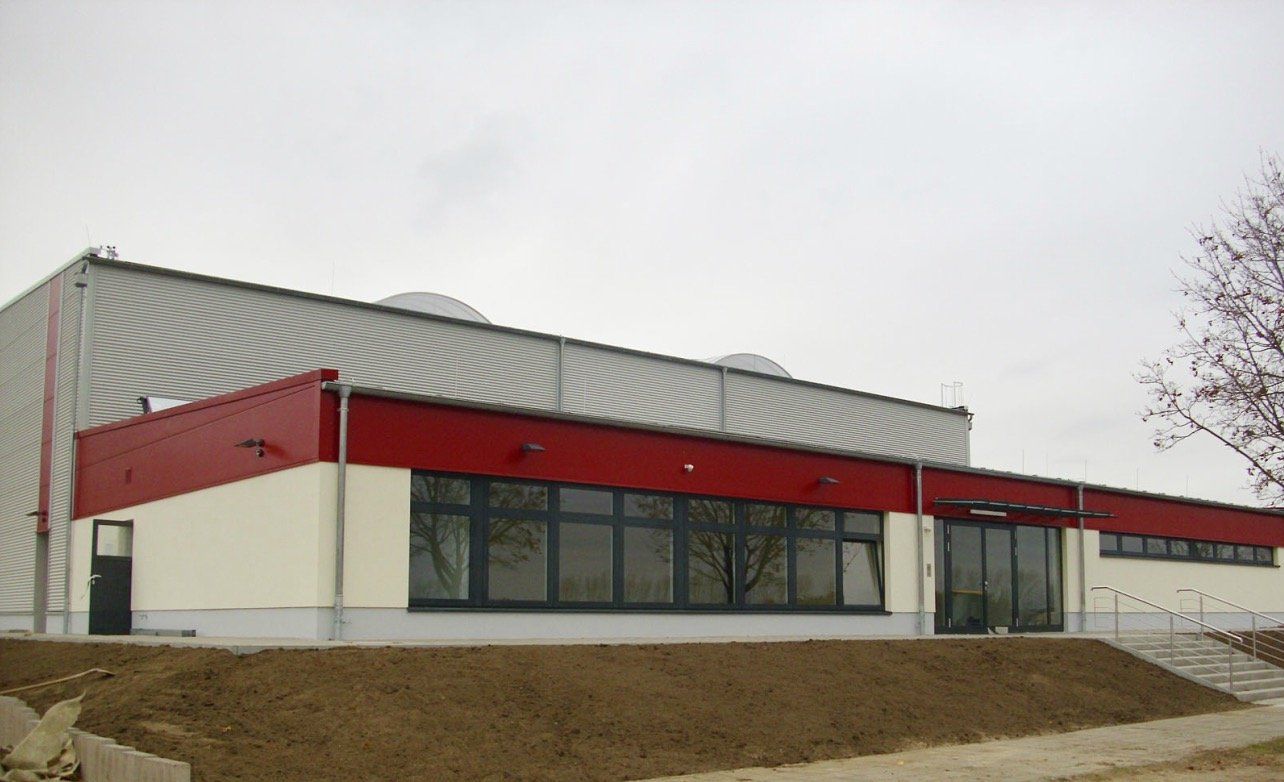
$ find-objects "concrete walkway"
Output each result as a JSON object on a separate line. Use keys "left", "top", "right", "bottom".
{"left": 644, "top": 701, "right": 1284, "bottom": 781}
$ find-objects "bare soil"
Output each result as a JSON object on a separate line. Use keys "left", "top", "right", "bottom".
{"left": 0, "top": 637, "right": 1244, "bottom": 782}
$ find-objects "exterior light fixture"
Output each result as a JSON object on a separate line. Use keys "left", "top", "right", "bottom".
{"left": 521, "top": 442, "right": 546, "bottom": 453}
{"left": 818, "top": 476, "right": 840, "bottom": 485}
{"left": 969, "top": 508, "right": 1008, "bottom": 518}
{"left": 234, "top": 438, "right": 266, "bottom": 457}
{"left": 683, "top": 464, "right": 694, "bottom": 473}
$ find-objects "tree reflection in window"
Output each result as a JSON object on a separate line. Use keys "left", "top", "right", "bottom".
{"left": 689, "top": 530, "right": 734, "bottom": 604}
{"left": 409, "top": 512, "right": 470, "bottom": 599}
{"left": 745, "top": 533, "right": 787, "bottom": 604}
{"left": 488, "top": 519, "right": 546, "bottom": 600}
{"left": 488, "top": 483, "right": 548, "bottom": 510}
{"left": 624, "top": 526, "right": 672, "bottom": 602}
{"left": 625, "top": 494, "right": 673, "bottom": 520}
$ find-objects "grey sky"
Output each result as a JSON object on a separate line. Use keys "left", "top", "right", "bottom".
{"left": 3, "top": 2, "right": 1282, "bottom": 504}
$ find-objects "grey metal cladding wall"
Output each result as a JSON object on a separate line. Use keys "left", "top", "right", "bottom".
{"left": 0, "top": 285, "right": 47, "bottom": 613}
{"left": 46, "top": 268, "right": 83, "bottom": 611}
{"left": 724, "top": 373, "right": 970, "bottom": 464}
{"left": 561, "top": 343, "right": 722, "bottom": 430}
{"left": 87, "top": 265, "right": 558, "bottom": 427}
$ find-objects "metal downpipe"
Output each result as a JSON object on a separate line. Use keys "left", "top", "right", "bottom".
{"left": 1077, "top": 483, "right": 1086, "bottom": 633}
{"left": 333, "top": 384, "right": 352, "bottom": 641}
{"left": 915, "top": 461, "right": 925, "bottom": 635}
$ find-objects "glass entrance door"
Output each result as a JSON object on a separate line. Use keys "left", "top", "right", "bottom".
{"left": 934, "top": 519, "right": 1063, "bottom": 634}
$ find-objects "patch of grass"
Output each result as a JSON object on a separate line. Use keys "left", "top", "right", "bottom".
{"left": 1074, "top": 736, "right": 1284, "bottom": 780}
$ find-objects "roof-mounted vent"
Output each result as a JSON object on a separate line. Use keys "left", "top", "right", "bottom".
{"left": 706, "top": 353, "right": 792, "bottom": 378}
{"left": 376, "top": 292, "right": 491, "bottom": 324}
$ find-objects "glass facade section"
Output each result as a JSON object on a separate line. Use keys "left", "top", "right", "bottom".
{"left": 408, "top": 471, "right": 884, "bottom": 611}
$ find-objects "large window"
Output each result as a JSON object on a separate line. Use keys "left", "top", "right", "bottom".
{"left": 1100, "top": 532, "right": 1274, "bottom": 567}
{"left": 408, "top": 471, "right": 885, "bottom": 611}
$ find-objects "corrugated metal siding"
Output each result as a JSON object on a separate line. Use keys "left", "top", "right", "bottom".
{"left": 725, "top": 373, "right": 970, "bottom": 464}
{"left": 0, "top": 285, "right": 47, "bottom": 613}
{"left": 46, "top": 268, "right": 83, "bottom": 612}
{"left": 84, "top": 263, "right": 969, "bottom": 468}
{"left": 87, "top": 266, "right": 558, "bottom": 427}
{"left": 561, "top": 343, "right": 721, "bottom": 430}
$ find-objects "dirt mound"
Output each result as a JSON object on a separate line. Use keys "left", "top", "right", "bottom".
{"left": 0, "top": 637, "right": 1241, "bottom": 782}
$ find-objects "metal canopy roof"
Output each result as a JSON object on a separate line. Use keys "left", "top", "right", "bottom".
{"left": 934, "top": 498, "right": 1115, "bottom": 519}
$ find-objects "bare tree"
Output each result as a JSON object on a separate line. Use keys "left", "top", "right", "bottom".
{"left": 1139, "top": 153, "right": 1284, "bottom": 504}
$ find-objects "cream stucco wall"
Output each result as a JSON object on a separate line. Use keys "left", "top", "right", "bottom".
{"left": 71, "top": 463, "right": 331, "bottom": 612}
{"left": 883, "top": 511, "right": 927, "bottom": 615}
{"left": 341, "top": 464, "right": 411, "bottom": 608}
{"left": 1081, "top": 529, "right": 1284, "bottom": 615}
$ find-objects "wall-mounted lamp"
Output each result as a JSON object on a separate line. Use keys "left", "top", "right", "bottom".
{"left": 521, "top": 442, "right": 546, "bottom": 453}
{"left": 234, "top": 438, "right": 266, "bottom": 458}
{"left": 682, "top": 464, "right": 695, "bottom": 473}
{"left": 24, "top": 510, "right": 47, "bottom": 518}
{"left": 818, "top": 476, "right": 840, "bottom": 485}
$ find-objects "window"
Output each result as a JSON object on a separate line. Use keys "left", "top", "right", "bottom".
{"left": 488, "top": 519, "right": 547, "bottom": 601}
{"left": 795, "top": 538, "right": 836, "bottom": 605}
{"left": 624, "top": 527, "right": 672, "bottom": 603}
{"left": 1099, "top": 531, "right": 1275, "bottom": 567}
{"left": 407, "top": 472, "right": 885, "bottom": 611}
{"left": 409, "top": 512, "right": 470, "bottom": 600}
{"left": 688, "top": 529, "right": 735, "bottom": 604}
{"left": 842, "top": 540, "right": 882, "bottom": 606}
{"left": 561, "top": 487, "right": 612, "bottom": 516}
{"left": 559, "top": 523, "right": 612, "bottom": 602}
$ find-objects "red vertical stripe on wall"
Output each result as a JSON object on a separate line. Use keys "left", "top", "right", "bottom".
{"left": 36, "top": 275, "right": 62, "bottom": 533}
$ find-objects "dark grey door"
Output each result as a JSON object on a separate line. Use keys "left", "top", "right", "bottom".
{"left": 89, "top": 520, "right": 133, "bottom": 635}
{"left": 936, "top": 519, "right": 1063, "bottom": 634}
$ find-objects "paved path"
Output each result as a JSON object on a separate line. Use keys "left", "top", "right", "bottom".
{"left": 644, "top": 701, "right": 1284, "bottom": 781}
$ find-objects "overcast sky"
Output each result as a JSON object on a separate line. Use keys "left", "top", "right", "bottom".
{"left": 3, "top": 1, "right": 1282, "bottom": 505}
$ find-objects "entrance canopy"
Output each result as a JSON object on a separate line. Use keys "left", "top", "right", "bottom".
{"left": 934, "top": 498, "right": 1115, "bottom": 519}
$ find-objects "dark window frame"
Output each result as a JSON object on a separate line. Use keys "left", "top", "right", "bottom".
{"left": 1099, "top": 531, "right": 1275, "bottom": 567}
{"left": 408, "top": 471, "right": 887, "bottom": 613}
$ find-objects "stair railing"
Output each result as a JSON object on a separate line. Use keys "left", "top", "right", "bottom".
{"left": 1091, "top": 585, "right": 1246, "bottom": 690}
{"left": 1177, "top": 588, "right": 1284, "bottom": 667}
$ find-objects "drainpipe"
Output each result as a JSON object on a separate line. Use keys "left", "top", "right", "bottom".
{"left": 1077, "top": 483, "right": 1086, "bottom": 633}
{"left": 332, "top": 384, "right": 352, "bottom": 641}
{"left": 915, "top": 461, "right": 925, "bottom": 635}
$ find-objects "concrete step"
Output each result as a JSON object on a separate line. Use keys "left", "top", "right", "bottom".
{"left": 1145, "top": 649, "right": 1259, "bottom": 665}
{"left": 1118, "top": 639, "right": 1242, "bottom": 653}
{"left": 1179, "top": 660, "right": 1276, "bottom": 676}
{"left": 1236, "top": 685, "right": 1284, "bottom": 702}
{"left": 1201, "top": 669, "right": 1284, "bottom": 686}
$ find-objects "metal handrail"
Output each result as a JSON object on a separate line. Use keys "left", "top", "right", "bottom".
{"left": 1092, "top": 585, "right": 1247, "bottom": 691}
{"left": 1178, "top": 588, "right": 1284, "bottom": 663}
{"left": 1177, "top": 588, "right": 1283, "bottom": 626}
{"left": 1091, "top": 586, "right": 1245, "bottom": 641}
